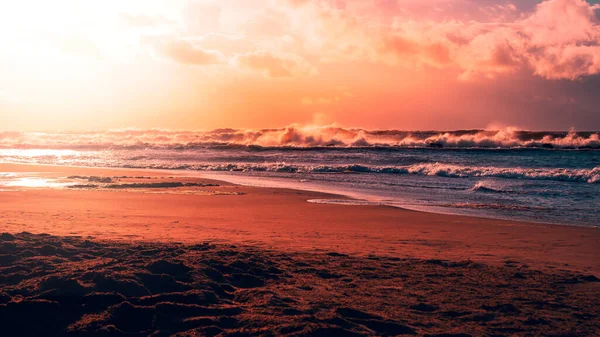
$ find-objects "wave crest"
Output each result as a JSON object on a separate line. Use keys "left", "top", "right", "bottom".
{"left": 1, "top": 126, "right": 599, "bottom": 150}
{"left": 113, "top": 162, "right": 600, "bottom": 184}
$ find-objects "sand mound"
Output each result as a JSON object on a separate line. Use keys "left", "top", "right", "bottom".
{"left": 0, "top": 232, "right": 598, "bottom": 336}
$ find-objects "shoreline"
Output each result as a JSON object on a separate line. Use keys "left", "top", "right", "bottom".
{"left": 3, "top": 160, "right": 596, "bottom": 229}
{"left": 1, "top": 162, "right": 599, "bottom": 275}
{"left": 193, "top": 170, "right": 597, "bottom": 229}
{"left": 0, "top": 161, "right": 582, "bottom": 229}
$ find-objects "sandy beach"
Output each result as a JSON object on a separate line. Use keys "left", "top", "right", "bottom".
{"left": 1, "top": 163, "right": 599, "bottom": 336}
{"left": 4, "top": 1, "right": 600, "bottom": 335}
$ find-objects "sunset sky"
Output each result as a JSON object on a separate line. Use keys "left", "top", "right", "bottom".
{"left": 1, "top": 0, "right": 599, "bottom": 131}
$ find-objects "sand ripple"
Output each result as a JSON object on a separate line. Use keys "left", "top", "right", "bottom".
{"left": 0, "top": 232, "right": 598, "bottom": 336}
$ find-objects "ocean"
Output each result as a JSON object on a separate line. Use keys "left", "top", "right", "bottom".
{"left": 1, "top": 127, "right": 599, "bottom": 227}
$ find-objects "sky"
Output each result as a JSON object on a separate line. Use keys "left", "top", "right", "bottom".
{"left": 0, "top": 0, "right": 599, "bottom": 131}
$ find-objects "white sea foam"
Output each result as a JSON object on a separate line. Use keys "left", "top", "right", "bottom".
{"left": 202, "top": 163, "right": 600, "bottom": 184}
{"left": 1, "top": 126, "right": 599, "bottom": 149}
{"left": 114, "top": 162, "right": 600, "bottom": 184}
{"left": 401, "top": 163, "right": 600, "bottom": 184}
{"left": 470, "top": 181, "right": 505, "bottom": 193}
{"left": 307, "top": 199, "right": 385, "bottom": 206}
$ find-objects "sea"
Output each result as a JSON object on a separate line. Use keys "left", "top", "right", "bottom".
{"left": 1, "top": 126, "right": 599, "bottom": 227}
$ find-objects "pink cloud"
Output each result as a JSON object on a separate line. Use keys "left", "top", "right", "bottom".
{"left": 521, "top": 0, "right": 600, "bottom": 79}
{"left": 372, "top": 0, "right": 600, "bottom": 80}
{"left": 139, "top": 0, "right": 600, "bottom": 80}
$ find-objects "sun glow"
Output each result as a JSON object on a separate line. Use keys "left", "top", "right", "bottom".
{"left": 0, "top": 0, "right": 599, "bottom": 131}
{"left": 2, "top": 177, "right": 71, "bottom": 188}
{"left": 0, "top": 1, "right": 190, "bottom": 130}
{"left": 0, "top": 149, "right": 80, "bottom": 158}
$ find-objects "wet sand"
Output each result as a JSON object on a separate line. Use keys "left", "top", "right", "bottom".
{"left": 1, "top": 163, "right": 598, "bottom": 274}
{"left": 0, "top": 163, "right": 599, "bottom": 336}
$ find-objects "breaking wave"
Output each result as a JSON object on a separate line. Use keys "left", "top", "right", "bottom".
{"left": 117, "top": 162, "right": 600, "bottom": 184}
{"left": 470, "top": 181, "right": 506, "bottom": 193}
{"left": 1, "top": 126, "right": 599, "bottom": 150}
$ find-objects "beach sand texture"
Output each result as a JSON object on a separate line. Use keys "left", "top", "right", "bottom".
{"left": 0, "top": 163, "right": 599, "bottom": 336}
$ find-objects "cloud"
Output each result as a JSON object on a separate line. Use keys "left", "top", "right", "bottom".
{"left": 521, "top": 0, "right": 600, "bottom": 79}
{"left": 379, "top": 34, "right": 452, "bottom": 68}
{"left": 480, "top": 0, "right": 600, "bottom": 80}
{"left": 233, "top": 51, "right": 312, "bottom": 77}
{"left": 152, "top": 38, "right": 224, "bottom": 66}
{"left": 126, "top": 0, "right": 600, "bottom": 81}
{"left": 370, "top": 0, "right": 600, "bottom": 80}
{"left": 281, "top": 0, "right": 599, "bottom": 80}
{"left": 530, "top": 45, "right": 600, "bottom": 80}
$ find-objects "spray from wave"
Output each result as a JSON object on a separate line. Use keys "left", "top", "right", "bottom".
{"left": 1, "top": 126, "right": 599, "bottom": 150}
{"left": 470, "top": 181, "right": 506, "bottom": 193}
